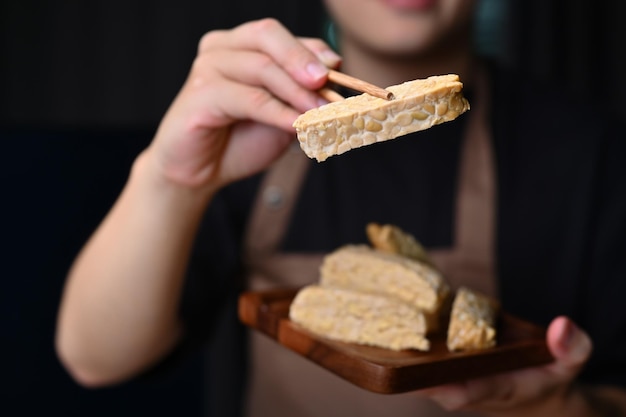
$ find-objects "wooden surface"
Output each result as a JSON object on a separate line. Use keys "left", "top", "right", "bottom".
{"left": 238, "top": 288, "right": 555, "bottom": 394}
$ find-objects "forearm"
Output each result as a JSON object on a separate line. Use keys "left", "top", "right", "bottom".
{"left": 56, "top": 149, "right": 215, "bottom": 386}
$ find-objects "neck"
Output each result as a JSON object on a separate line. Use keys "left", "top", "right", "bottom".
{"left": 337, "top": 34, "right": 475, "bottom": 89}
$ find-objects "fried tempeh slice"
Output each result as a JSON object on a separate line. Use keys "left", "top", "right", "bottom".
{"left": 366, "top": 222, "right": 433, "bottom": 266}
{"left": 293, "top": 74, "right": 470, "bottom": 162}
{"left": 447, "top": 287, "right": 499, "bottom": 351}
{"left": 289, "top": 285, "right": 430, "bottom": 351}
{"left": 320, "top": 245, "right": 449, "bottom": 322}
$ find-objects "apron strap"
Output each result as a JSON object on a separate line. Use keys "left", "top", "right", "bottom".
{"left": 243, "top": 142, "right": 321, "bottom": 290}
{"left": 244, "top": 142, "right": 310, "bottom": 258}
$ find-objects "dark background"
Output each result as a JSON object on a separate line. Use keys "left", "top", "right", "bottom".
{"left": 2, "top": 1, "right": 624, "bottom": 416}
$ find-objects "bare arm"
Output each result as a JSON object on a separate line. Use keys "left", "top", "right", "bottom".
{"left": 55, "top": 18, "right": 341, "bottom": 387}
{"left": 56, "top": 151, "right": 212, "bottom": 386}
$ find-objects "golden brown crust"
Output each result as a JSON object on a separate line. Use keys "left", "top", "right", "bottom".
{"left": 294, "top": 74, "right": 470, "bottom": 162}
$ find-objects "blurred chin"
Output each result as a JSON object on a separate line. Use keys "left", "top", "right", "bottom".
{"left": 324, "top": 0, "right": 475, "bottom": 56}
{"left": 347, "top": 20, "right": 440, "bottom": 56}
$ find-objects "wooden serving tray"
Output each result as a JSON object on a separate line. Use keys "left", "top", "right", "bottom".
{"left": 238, "top": 288, "right": 554, "bottom": 394}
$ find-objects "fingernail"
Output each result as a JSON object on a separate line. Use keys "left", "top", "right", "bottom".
{"left": 319, "top": 50, "right": 342, "bottom": 67}
{"left": 561, "top": 320, "right": 575, "bottom": 350}
{"left": 306, "top": 61, "right": 328, "bottom": 81}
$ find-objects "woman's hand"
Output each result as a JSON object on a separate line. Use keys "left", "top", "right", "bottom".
{"left": 144, "top": 18, "right": 341, "bottom": 192}
{"left": 417, "top": 316, "right": 601, "bottom": 416}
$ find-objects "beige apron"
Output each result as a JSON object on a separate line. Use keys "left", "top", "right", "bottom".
{"left": 242, "top": 70, "right": 496, "bottom": 417}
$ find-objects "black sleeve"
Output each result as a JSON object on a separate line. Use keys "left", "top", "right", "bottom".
{"left": 578, "top": 122, "right": 626, "bottom": 387}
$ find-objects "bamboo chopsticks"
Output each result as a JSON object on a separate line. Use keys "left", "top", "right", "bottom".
{"left": 327, "top": 69, "right": 395, "bottom": 101}
{"left": 318, "top": 87, "right": 345, "bottom": 103}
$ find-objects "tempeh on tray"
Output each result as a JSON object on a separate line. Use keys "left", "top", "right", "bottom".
{"left": 288, "top": 224, "right": 502, "bottom": 353}
{"left": 289, "top": 285, "right": 430, "bottom": 351}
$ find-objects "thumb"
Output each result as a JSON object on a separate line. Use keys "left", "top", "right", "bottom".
{"left": 546, "top": 316, "right": 593, "bottom": 378}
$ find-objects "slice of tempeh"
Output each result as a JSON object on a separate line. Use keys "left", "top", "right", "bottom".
{"left": 320, "top": 245, "right": 449, "bottom": 321}
{"left": 366, "top": 222, "right": 433, "bottom": 266}
{"left": 289, "top": 285, "right": 430, "bottom": 351}
{"left": 447, "top": 287, "right": 499, "bottom": 351}
{"left": 293, "top": 74, "right": 470, "bottom": 162}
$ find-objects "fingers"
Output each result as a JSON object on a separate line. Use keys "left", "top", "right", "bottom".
{"left": 416, "top": 384, "right": 470, "bottom": 411}
{"left": 189, "top": 19, "right": 343, "bottom": 132}
{"left": 200, "top": 18, "right": 335, "bottom": 89}
{"left": 219, "top": 122, "right": 293, "bottom": 184}
{"left": 418, "top": 377, "right": 515, "bottom": 411}
{"left": 186, "top": 76, "right": 302, "bottom": 132}
{"left": 417, "top": 317, "right": 593, "bottom": 414}
{"left": 206, "top": 50, "right": 326, "bottom": 113}
{"left": 299, "top": 37, "right": 342, "bottom": 68}
{"left": 223, "top": 82, "right": 299, "bottom": 131}
{"left": 152, "top": 19, "right": 341, "bottom": 188}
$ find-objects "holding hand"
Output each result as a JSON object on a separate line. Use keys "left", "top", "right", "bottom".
{"left": 144, "top": 18, "right": 341, "bottom": 192}
{"left": 418, "top": 316, "right": 596, "bottom": 416}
